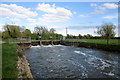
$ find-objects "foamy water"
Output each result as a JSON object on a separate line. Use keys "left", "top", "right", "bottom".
{"left": 25, "top": 45, "right": 119, "bottom": 78}
{"left": 74, "top": 51, "right": 86, "bottom": 56}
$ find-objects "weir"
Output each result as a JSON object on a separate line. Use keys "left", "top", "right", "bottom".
{"left": 16, "top": 40, "right": 120, "bottom": 52}
{"left": 17, "top": 40, "right": 61, "bottom": 46}
{"left": 39, "top": 40, "right": 42, "bottom": 45}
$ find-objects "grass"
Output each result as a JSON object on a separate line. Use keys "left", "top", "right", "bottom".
{"left": 2, "top": 43, "right": 18, "bottom": 79}
{"left": 8, "top": 38, "right": 31, "bottom": 43}
{"left": 2, "top": 38, "right": 31, "bottom": 43}
{"left": 65, "top": 39, "right": 120, "bottom": 45}
{"left": 0, "top": 43, "right": 2, "bottom": 80}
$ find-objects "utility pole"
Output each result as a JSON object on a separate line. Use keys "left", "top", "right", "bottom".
{"left": 66, "top": 27, "right": 67, "bottom": 36}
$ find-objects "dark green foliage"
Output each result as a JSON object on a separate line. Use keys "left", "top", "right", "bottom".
{"left": 66, "top": 34, "right": 74, "bottom": 39}
{"left": 23, "top": 29, "right": 31, "bottom": 38}
{"left": 2, "top": 31, "right": 11, "bottom": 39}
{"left": 31, "top": 33, "right": 38, "bottom": 40}
{"left": 78, "top": 34, "right": 82, "bottom": 39}
{"left": 83, "top": 34, "right": 93, "bottom": 39}
{"left": 3, "top": 24, "right": 21, "bottom": 38}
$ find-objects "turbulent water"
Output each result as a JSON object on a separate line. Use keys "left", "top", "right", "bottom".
{"left": 25, "top": 45, "right": 120, "bottom": 79}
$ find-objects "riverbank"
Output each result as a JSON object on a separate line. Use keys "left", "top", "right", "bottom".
{"left": 65, "top": 39, "right": 120, "bottom": 45}
{"left": 2, "top": 43, "right": 33, "bottom": 79}
{"left": 2, "top": 41, "right": 119, "bottom": 79}
{"left": 61, "top": 41, "right": 120, "bottom": 52}
{"left": 17, "top": 44, "right": 33, "bottom": 79}
{"left": 15, "top": 39, "right": 120, "bottom": 52}
{"left": 2, "top": 43, "right": 18, "bottom": 79}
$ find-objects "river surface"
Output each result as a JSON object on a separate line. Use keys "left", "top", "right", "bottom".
{"left": 25, "top": 45, "right": 120, "bottom": 79}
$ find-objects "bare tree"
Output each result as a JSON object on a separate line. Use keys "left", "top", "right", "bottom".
{"left": 34, "top": 26, "right": 43, "bottom": 35}
{"left": 34, "top": 26, "right": 49, "bottom": 39}
{"left": 49, "top": 28, "right": 56, "bottom": 33}
{"left": 96, "top": 22, "right": 116, "bottom": 45}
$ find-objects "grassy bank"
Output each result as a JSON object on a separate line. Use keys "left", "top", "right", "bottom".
{"left": 65, "top": 39, "right": 120, "bottom": 45}
{"left": 2, "top": 43, "right": 18, "bottom": 79}
{"left": 0, "top": 43, "right": 2, "bottom": 80}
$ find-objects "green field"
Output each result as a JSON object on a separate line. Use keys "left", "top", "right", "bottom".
{"left": 65, "top": 39, "right": 120, "bottom": 45}
{"left": 2, "top": 43, "right": 18, "bottom": 79}
{"left": 2, "top": 38, "right": 120, "bottom": 46}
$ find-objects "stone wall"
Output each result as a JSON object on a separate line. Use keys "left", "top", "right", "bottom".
{"left": 16, "top": 45, "right": 34, "bottom": 79}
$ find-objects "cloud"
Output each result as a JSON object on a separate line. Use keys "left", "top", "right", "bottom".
{"left": 103, "top": 3, "right": 118, "bottom": 9}
{"left": 73, "top": 12, "right": 77, "bottom": 14}
{"left": 103, "top": 15, "right": 117, "bottom": 19}
{"left": 27, "top": 18, "right": 36, "bottom": 23}
{"left": 56, "top": 26, "right": 118, "bottom": 36}
{"left": 90, "top": 3, "right": 98, "bottom": 7}
{"left": 36, "top": 3, "right": 73, "bottom": 23}
{"left": 90, "top": 3, "right": 118, "bottom": 15}
{"left": 79, "top": 14, "right": 89, "bottom": 18}
{"left": 90, "top": 10, "right": 105, "bottom": 15}
{"left": 90, "top": 7, "right": 106, "bottom": 15}
{"left": 10, "top": 18, "right": 20, "bottom": 22}
{"left": 0, "top": 4, "right": 38, "bottom": 18}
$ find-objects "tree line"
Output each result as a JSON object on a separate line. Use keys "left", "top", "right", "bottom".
{"left": 1, "top": 24, "right": 63, "bottom": 40}
{"left": 67, "top": 22, "right": 117, "bottom": 44}
{"left": 66, "top": 34, "right": 101, "bottom": 39}
{"left": 0, "top": 22, "right": 118, "bottom": 44}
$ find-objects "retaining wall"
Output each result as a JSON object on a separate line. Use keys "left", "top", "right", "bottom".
{"left": 16, "top": 44, "right": 33, "bottom": 79}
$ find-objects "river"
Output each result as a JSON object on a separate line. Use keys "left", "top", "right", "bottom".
{"left": 25, "top": 45, "right": 120, "bottom": 79}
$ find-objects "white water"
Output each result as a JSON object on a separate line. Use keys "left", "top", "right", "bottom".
{"left": 25, "top": 45, "right": 119, "bottom": 78}
{"left": 74, "top": 51, "right": 86, "bottom": 56}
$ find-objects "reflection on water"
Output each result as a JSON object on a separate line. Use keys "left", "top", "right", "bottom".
{"left": 25, "top": 45, "right": 120, "bottom": 79}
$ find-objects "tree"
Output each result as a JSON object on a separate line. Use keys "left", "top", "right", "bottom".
{"left": 49, "top": 28, "right": 55, "bottom": 33}
{"left": 85, "top": 34, "right": 93, "bottom": 39}
{"left": 96, "top": 22, "right": 116, "bottom": 45}
{"left": 34, "top": 26, "right": 62, "bottom": 40}
{"left": 2, "top": 31, "right": 11, "bottom": 39}
{"left": 78, "top": 34, "right": 82, "bottom": 39}
{"left": 34, "top": 26, "right": 49, "bottom": 40}
{"left": 3, "top": 24, "right": 21, "bottom": 38}
{"left": 66, "top": 34, "right": 70, "bottom": 39}
{"left": 34, "top": 26, "right": 44, "bottom": 35}
{"left": 73, "top": 35, "right": 76, "bottom": 39}
{"left": 23, "top": 29, "right": 31, "bottom": 38}
{"left": 66, "top": 34, "right": 74, "bottom": 39}
{"left": 49, "top": 28, "right": 56, "bottom": 39}
{"left": 0, "top": 31, "right": 2, "bottom": 38}
{"left": 31, "top": 33, "right": 38, "bottom": 40}
{"left": 55, "top": 33, "right": 63, "bottom": 40}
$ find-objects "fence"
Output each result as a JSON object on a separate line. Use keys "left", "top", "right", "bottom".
{"left": 8, "top": 38, "right": 31, "bottom": 43}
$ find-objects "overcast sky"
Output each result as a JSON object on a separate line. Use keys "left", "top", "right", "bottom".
{"left": 0, "top": 2, "right": 118, "bottom": 36}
